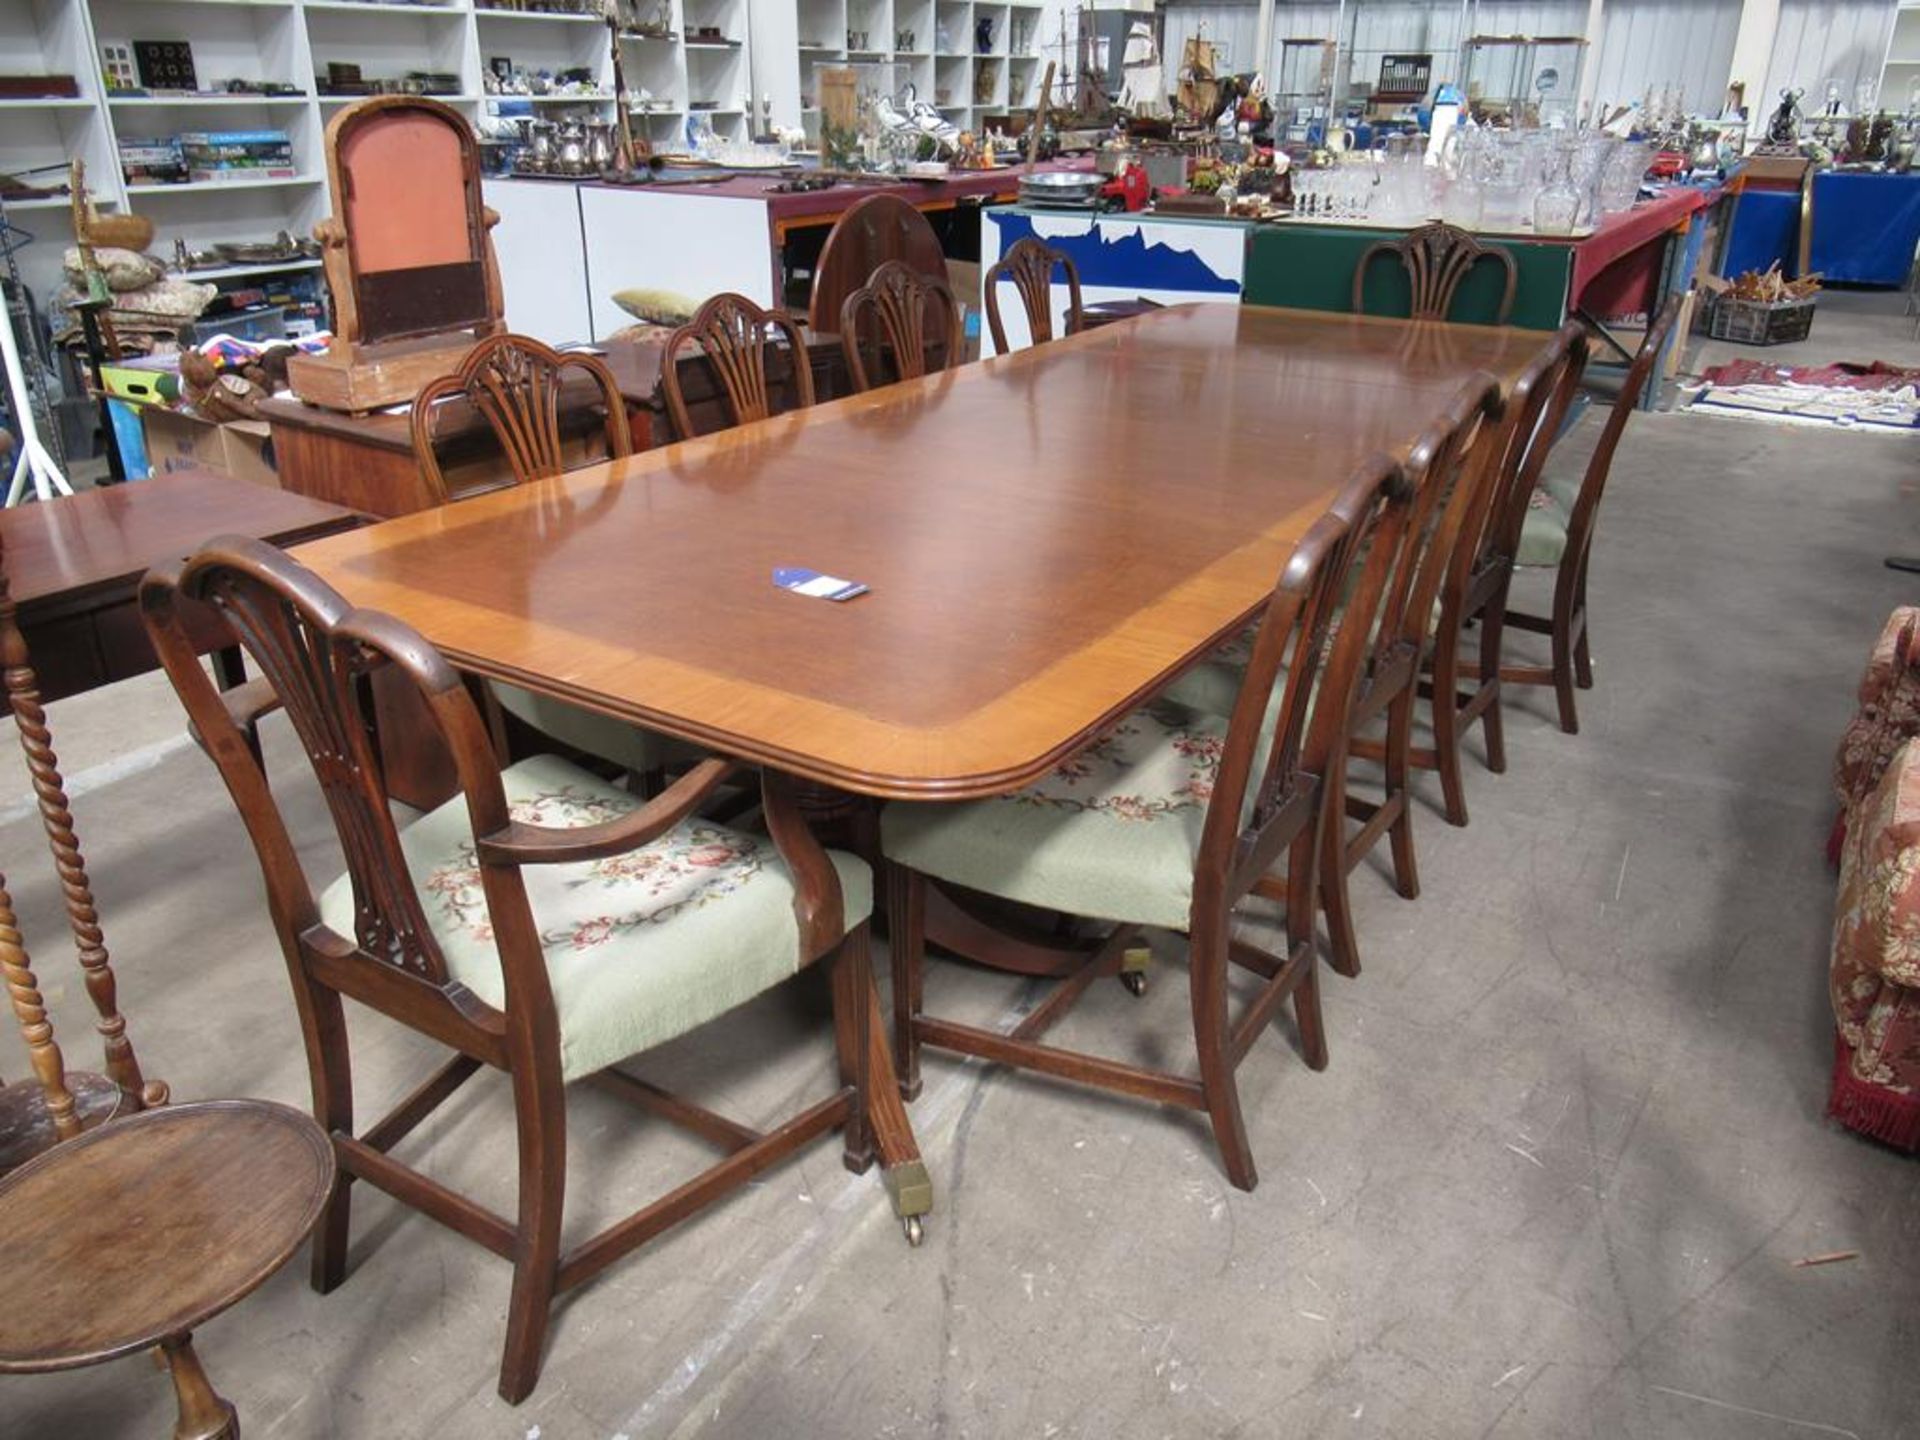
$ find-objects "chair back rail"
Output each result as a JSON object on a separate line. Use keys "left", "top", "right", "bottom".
{"left": 840, "top": 260, "right": 964, "bottom": 394}
{"left": 1202, "top": 454, "right": 1411, "bottom": 906}
{"left": 140, "top": 541, "right": 546, "bottom": 1054}
{"left": 1353, "top": 223, "right": 1519, "bottom": 325}
{"left": 661, "top": 293, "right": 816, "bottom": 440}
{"left": 410, "top": 333, "right": 632, "bottom": 503}
{"left": 1563, "top": 295, "right": 1680, "bottom": 565}
{"left": 1377, "top": 373, "right": 1506, "bottom": 679}
{"left": 984, "top": 237, "right": 1084, "bottom": 354}
{"left": 1485, "top": 322, "right": 1591, "bottom": 566}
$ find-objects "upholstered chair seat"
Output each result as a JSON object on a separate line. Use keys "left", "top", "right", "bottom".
{"left": 882, "top": 701, "right": 1229, "bottom": 934}
{"left": 320, "top": 753, "right": 871, "bottom": 1083}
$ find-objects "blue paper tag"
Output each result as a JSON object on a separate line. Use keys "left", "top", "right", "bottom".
{"left": 773, "top": 566, "right": 869, "bottom": 602}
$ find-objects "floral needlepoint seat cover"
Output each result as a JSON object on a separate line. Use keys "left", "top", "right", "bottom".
{"left": 1830, "top": 733, "right": 1920, "bottom": 1151}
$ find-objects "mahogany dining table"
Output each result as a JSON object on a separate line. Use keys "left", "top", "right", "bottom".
{"left": 288, "top": 302, "right": 1557, "bottom": 1223}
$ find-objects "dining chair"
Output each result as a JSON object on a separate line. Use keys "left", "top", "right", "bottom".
{"left": 1161, "top": 375, "right": 1508, "bottom": 978}
{"left": 1502, "top": 295, "right": 1679, "bottom": 734}
{"left": 840, "top": 259, "right": 964, "bottom": 393}
{"left": 660, "top": 292, "right": 816, "bottom": 440}
{"left": 409, "top": 332, "right": 631, "bottom": 506}
{"left": 883, "top": 453, "right": 1412, "bottom": 1192}
{"left": 984, "top": 236, "right": 1084, "bottom": 354}
{"left": 141, "top": 538, "right": 882, "bottom": 1405}
{"left": 807, "top": 193, "right": 948, "bottom": 335}
{"left": 410, "top": 331, "right": 676, "bottom": 785}
{"left": 1353, "top": 222, "right": 1519, "bottom": 325}
{"left": 1398, "top": 322, "right": 1590, "bottom": 826}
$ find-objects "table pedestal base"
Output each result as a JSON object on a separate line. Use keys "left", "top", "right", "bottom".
{"left": 163, "top": 1333, "right": 238, "bottom": 1440}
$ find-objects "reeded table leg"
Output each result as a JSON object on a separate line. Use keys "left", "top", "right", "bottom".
{"left": 162, "top": 1333, "right": 238, "bottom": 1440}
{"left": 864, "top": 979, "right": 931, "bottom": 1245}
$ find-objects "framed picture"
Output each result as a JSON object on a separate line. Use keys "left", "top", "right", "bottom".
{"left": 99, "top": 42, "right": 137, "bottom": 92}
{"left": 133, "top": 40, "right": 197, "bottom": 92}
{"left": 490, "top": 56, "right": 514, "bottom": 83}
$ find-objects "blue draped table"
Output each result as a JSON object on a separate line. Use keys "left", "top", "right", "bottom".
{"left": 1725, "top": 170, "right": 1920, "bottom": 285}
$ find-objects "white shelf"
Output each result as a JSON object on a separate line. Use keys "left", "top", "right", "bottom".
{"left": 0, "top": 195, "right": 79, "bottom": 211}
{"left": 473, "top": 6, "right": 602, "bottom": 19}
{"left": 109, "top": 95, "right": 312, "bottom": 107}
{"left": 302, "top": 1, "right": 465, "bottom": 11}
{"left": 176, "top": 257, "right": 324, "bottom": 281}
{"left": 126, "top": 175, "right": 323, "bottom": 194}
{"left": 318, "top": 93, "right": 479, "bottom": 103}
{"left": 0, "top": 97, "right": 95, "bottom": 110}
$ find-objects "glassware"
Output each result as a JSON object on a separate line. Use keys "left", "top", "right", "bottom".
{"left": 1599, "top": 140, "right": 1650, "bottom": 215}
{"left": 1532, "top": 142, "right": 1580, "bottom": 234}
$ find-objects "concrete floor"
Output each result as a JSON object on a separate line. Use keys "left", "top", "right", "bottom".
{"left": 5, "top": 293, "right": 1920, "bottom": 1439}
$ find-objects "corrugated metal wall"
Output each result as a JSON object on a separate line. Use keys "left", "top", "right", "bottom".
{"left": 1586, "top": 0, "right": 1741, "bottom": 113}
{"left": 1156, "top": 0, "right": 1895, "bottom": 116}
{"left": 1761, "top": 0, "right": 1897, "bottom": 111}
{"left": 1161, "top": 1, "right": 1592, "bottom": 100}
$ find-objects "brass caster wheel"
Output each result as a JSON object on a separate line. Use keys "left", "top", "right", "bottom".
{"left": 1121, "top": 970, "right": 1148, "bottom": 997}
{"left": 903, "top": 1214, "right": 925, "bottom": 1247}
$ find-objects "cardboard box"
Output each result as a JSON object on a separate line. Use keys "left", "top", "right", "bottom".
{"left": 141, "top": 406, "right": 279, "bottom": 488}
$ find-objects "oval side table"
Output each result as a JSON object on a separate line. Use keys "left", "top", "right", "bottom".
{"left": 0, "top": 1099, "right": 335, "bottom": 1439}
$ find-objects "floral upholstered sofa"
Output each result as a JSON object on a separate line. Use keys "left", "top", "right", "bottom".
{"left": 1829, "top": 608, "right": 1920, "bottom": 1150}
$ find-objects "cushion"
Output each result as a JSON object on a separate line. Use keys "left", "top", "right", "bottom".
{"left": 63, "top": 244, "right": 165, "bottom": 293}
{"left": 611, "top": 287, "right": 699, "bottom": 326}
{"left": 882, "top": 701, "right": 1226, "bottom": 932}
{"left": 1857, "top": 607, "right": 1920, "bottom": 707}
{"left": 1517, "top": 490, "right": 1570, "bottom": 568}
{"left": 491, "top": 681, "right": 692, "bottom": 776}
{"left": 317, "top": 754, "right": 871, "bottom": 1082}
{"left": 1829, "top": 738, "right": 1920, "bottom": 1149}
{"left": 1835, "top": 611, "right": 1920, "bottom": 816}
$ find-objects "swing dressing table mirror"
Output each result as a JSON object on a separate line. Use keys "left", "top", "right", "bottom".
{"left": 287, "top": 96, "right": 505, "bottom": 413}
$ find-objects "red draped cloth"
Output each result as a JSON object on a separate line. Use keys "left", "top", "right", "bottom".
{"left": 1571, "top": 189, "right": 1709, "bottom": 321}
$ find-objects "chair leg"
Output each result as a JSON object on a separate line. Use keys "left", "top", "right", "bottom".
{"left": 1573, "top": 606, "right": 1594, "bottom": 691}
{"left": 1319, "top": 752, "right": 1362, "bottom": 979}
{"left": 1188, "top": 934, "right": 1256, "bottom": 1192}
{"left": 1287, "top": 831, "right": 1328, "bottom": 1072}
{"left": 1429, "top": 626, "right": 1469, "bottom": 828}
{"left": 1384, "top": 691, "right": 1420, "bottom": 900}
{"left": 886, "top": 865, "right": 925, "bottom": 1102}
{"left": 302, "top": 986, "right": 354, "bottom": 1295}
{"left": 1550, "top": 619, "right": 1581, "bottom": 735}
{"left": 829, "top": 924, "right": 875, "bottom": 1174}
{"left": 1477, "top": 596, "right": 1508, "bottom": 776}
{"left": 498, "top": 1065, "right": 566, "bottom": 1406}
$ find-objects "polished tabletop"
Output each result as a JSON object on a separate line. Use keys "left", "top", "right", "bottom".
{"left": 292, "top": 305, "right": 1550, "bottom": 799}
{"left": 3, "top": 468, "right": 358, "bottom": 607}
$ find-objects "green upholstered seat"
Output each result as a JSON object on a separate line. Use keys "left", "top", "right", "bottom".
{"left": 492, "top": 682, "right": 694, "bottom": 777}
{"left": 318, "top": 753, "right": 871, "bottom": 1082}
{"left": 881, "top": 701, "right": 1230, "bottom": 932}
{"left": 1517, "top": 491, "right": 1571, "bottom": 568}
{"left": 1160, "top": 624, "right": 1259, "bottom": 719}
{"left": 1539, "top": 461, "right": 1583, "bottom": 514}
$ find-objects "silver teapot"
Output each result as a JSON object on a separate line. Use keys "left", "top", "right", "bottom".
{"left": 585, "top": 121, "right": 614, "bottom": 170}
{"left": 556, "top": 120, "right": 589, "bottom": 175}
{"left": 525, "top": 119, "right": 557, "bottom": 173}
